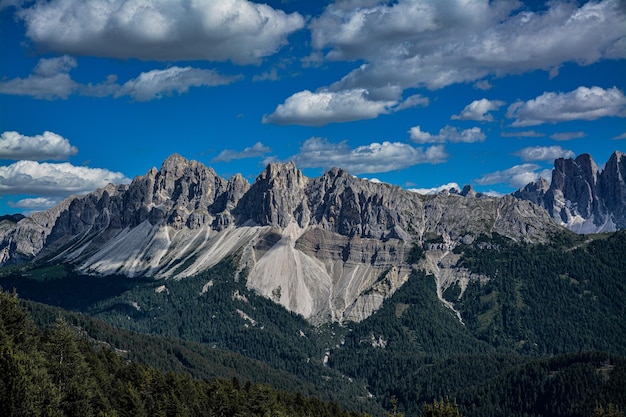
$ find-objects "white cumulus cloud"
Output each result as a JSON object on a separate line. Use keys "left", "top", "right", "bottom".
{"left": 500, "top": 130, "right": 546, "bottom": 138}
{"left": 17, "top": 0, "right": 304, "bottom": 64}
{"left": 394, "top": 94, "right": 430, "bottom": 111}
{"left": 612, "top": 132, "right": 626, "bottom": 140}
{"left": 477, "top": 163, "right": 551, "bottom": 188}
{"left": 409, "top": 125, "right": 486, "bottom": 144}
{"left": 0, "top": 131, "right": 78, "bottom": 161}
{"left": 514, "top": 146, "right": 575, "bottom": 162}
{"left": 0, "top": 57, "right": 238, "bottom": 101}
{"left": 264, "top": 88, "right": 429, "bottom": 126}
{"left": 451, "top": 98, "right": 505, "bottom": 122}
{"left": 507, "top": 86, "right": 626, "bottom": 126}
{"left": 550, "top": 132, "right": 586, "bottom": 141}
{"left": 8, "top": 197, "right": 61, "bottom": 211}
{"left": 0, "top": 56, "right": 78, "bottom": 99}
{"left": 408, "top": 183, "right": 461, "bottom": 195}
{"left": 115, "top": 67, "right": 239, "bottom": 101}
{"left": 291, "top": 137, "right": 448, "bottom": 174}
{"left": 263, "top": 89, "right": 396, "bottom": 126}
{"left": 0, "top": 160, "right": 130, "bottom": 197}
{"left": 212, "top": 142, "right": 272, "bottom": 163}
{"left": 310, "top": 0, "right": 626, "bottom": 92}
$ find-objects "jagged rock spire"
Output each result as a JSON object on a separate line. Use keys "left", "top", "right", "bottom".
{"left": 235, "top": 161, "right": 310, "bottom": 228}
{"left": 514, "top": 151, "right": 626, "bottom": 233}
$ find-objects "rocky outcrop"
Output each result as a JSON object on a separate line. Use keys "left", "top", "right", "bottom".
{"left": 1, "top": 154, "right": 567, "bottom": 323}
{"left": 600, "top": 151, "right": 626, "bottom": 229}
{"left": 514, "top": 151, "right": 626, "bottom": 233}
{"left": 235, "top": 161, "right": 309, "bottom": 228}
{"left": 0, "top": 196, "right": 77, "bottom": 265}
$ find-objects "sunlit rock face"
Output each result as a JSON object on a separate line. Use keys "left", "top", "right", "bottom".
{"left": 514, "top": 151, "right": 626, "bottom": 233}
{"left": 1, "top": 154, "right": 565, "bottom": 323}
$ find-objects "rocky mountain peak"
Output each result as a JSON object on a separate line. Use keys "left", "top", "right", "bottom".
{"left": 325, "top": 166, "right": 349, "bottom": 179}
{"left": 257, "top": 161, "right": 308, "bottom": 191}
{"left": 552, "top": 153, "right": 598, "bottom": 195}
{"left": 604, "top": 150, "right": 625, "bottom": 176}
{"left": 535, "top": 177, "right": 551, "bottom": 192}
{"left": 262, "top": 160, "right": 295, "bottom": 175}
{"left": 514, "top": 151, "right": 625, "bottom": 233}
{"left": 225, "top": 173, "right": 250, "bottom": 204}
{"left": 514, "top": 178, "right": 550, "bottom": 206}
{"left": 160, "top": 153, "right": 189, "bottom": 175}
{"left": 235, "top": 162, "right": 310, "bottom": 228}
{"left": 599, "top": 151, "right": 626, "bottom": 229}
{"left": 576, "top": 152, "right": 599, "bottom": 174}
{"left": 460, "top": 185, "right": 476, "bottom": 197}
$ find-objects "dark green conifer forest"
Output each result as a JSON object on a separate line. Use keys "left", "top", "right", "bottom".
{"left": 1, "top": 231, "right": 625, "bottom": 416}
{"left": 0, "top": 291, "right": 366, "bottom": 417}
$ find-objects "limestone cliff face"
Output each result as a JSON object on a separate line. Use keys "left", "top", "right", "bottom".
{"left": 235, "top": 161, "right": 309, "bottom": 228}
{"left": 306, "top": 168, "right": 418, "bottom": 240}
{"left": 1, "top": 154, "right": 566, "bottom": 323}
{"left": 514, "top": 151, "right": 626, "bottom": 233}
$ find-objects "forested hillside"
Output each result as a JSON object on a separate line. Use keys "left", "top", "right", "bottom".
{"left": 2, "top": 231, "right": 626, "bottom": 416}
{"left": 327, "top": 231, "right": 626, "bottom": 415}
{"left": 456, "top": 230, "right": 626, "bottom": 354}
{"left": 0, "top": 256, "right": 375, "bottom": 410}
{"left": 0, "top": 291, "right": 367, "bottom": 417}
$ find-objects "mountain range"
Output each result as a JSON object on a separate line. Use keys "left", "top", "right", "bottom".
{"left": 2, "top": 153, "right": 563, "bottom": 323}
{"left": 0, "top": 151, "right": 624, "bottom": 325}
{"left": 1, "top": 151, "right": 625, "bottom": 416}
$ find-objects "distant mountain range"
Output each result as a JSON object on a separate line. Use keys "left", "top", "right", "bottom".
{"left": 514, "top": 151, "right": 625, "bottom": 233}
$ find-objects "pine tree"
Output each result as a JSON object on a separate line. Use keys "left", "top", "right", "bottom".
{"left": 422, "top": 399, "right": 462, "bottom": 417}
{"left": 0, "top": 291, "right": 60, "bottom": 416}
{"left": 43, "top": 318, "right": 95, "bottom": 417}
{"left": 385, "top": 395, "right": 405, "bottom": 417}
{"left": 593, "top": 404, "right": 626, "bottom": 417}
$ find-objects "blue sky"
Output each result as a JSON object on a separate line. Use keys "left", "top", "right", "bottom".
{"left": 0, "top": 0, "right": 625, "bottom": 215}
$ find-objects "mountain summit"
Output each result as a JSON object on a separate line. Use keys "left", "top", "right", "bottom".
{"left": 514, "top": 151, "right": 626, "bottom": 233}
{"left": 1, "top": 155, "right": 564, "bottom": 323}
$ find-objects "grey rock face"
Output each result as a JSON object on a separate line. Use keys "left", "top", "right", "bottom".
{"left": 514, "top": 151, "right": 625, "bottom": 233}
{"left": 235, "top": 161, "right": 309, "bottom": 228}
{"left": 306, "top": 168, "right": 420, "bottom": 240}
{"left": 515, "top": 178, "right": 550, "bottom": 207}
{"left": 600, "top": 151, "right": 626, "bottom": 230}
{"left": 0, "top": 196, "right": 76, "bottom": 265}
{"left": 459, "top": 185, "right": 477, "bottom": 197}
{"left": 1, "top": 155, "right": 567, "bottom": 323}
